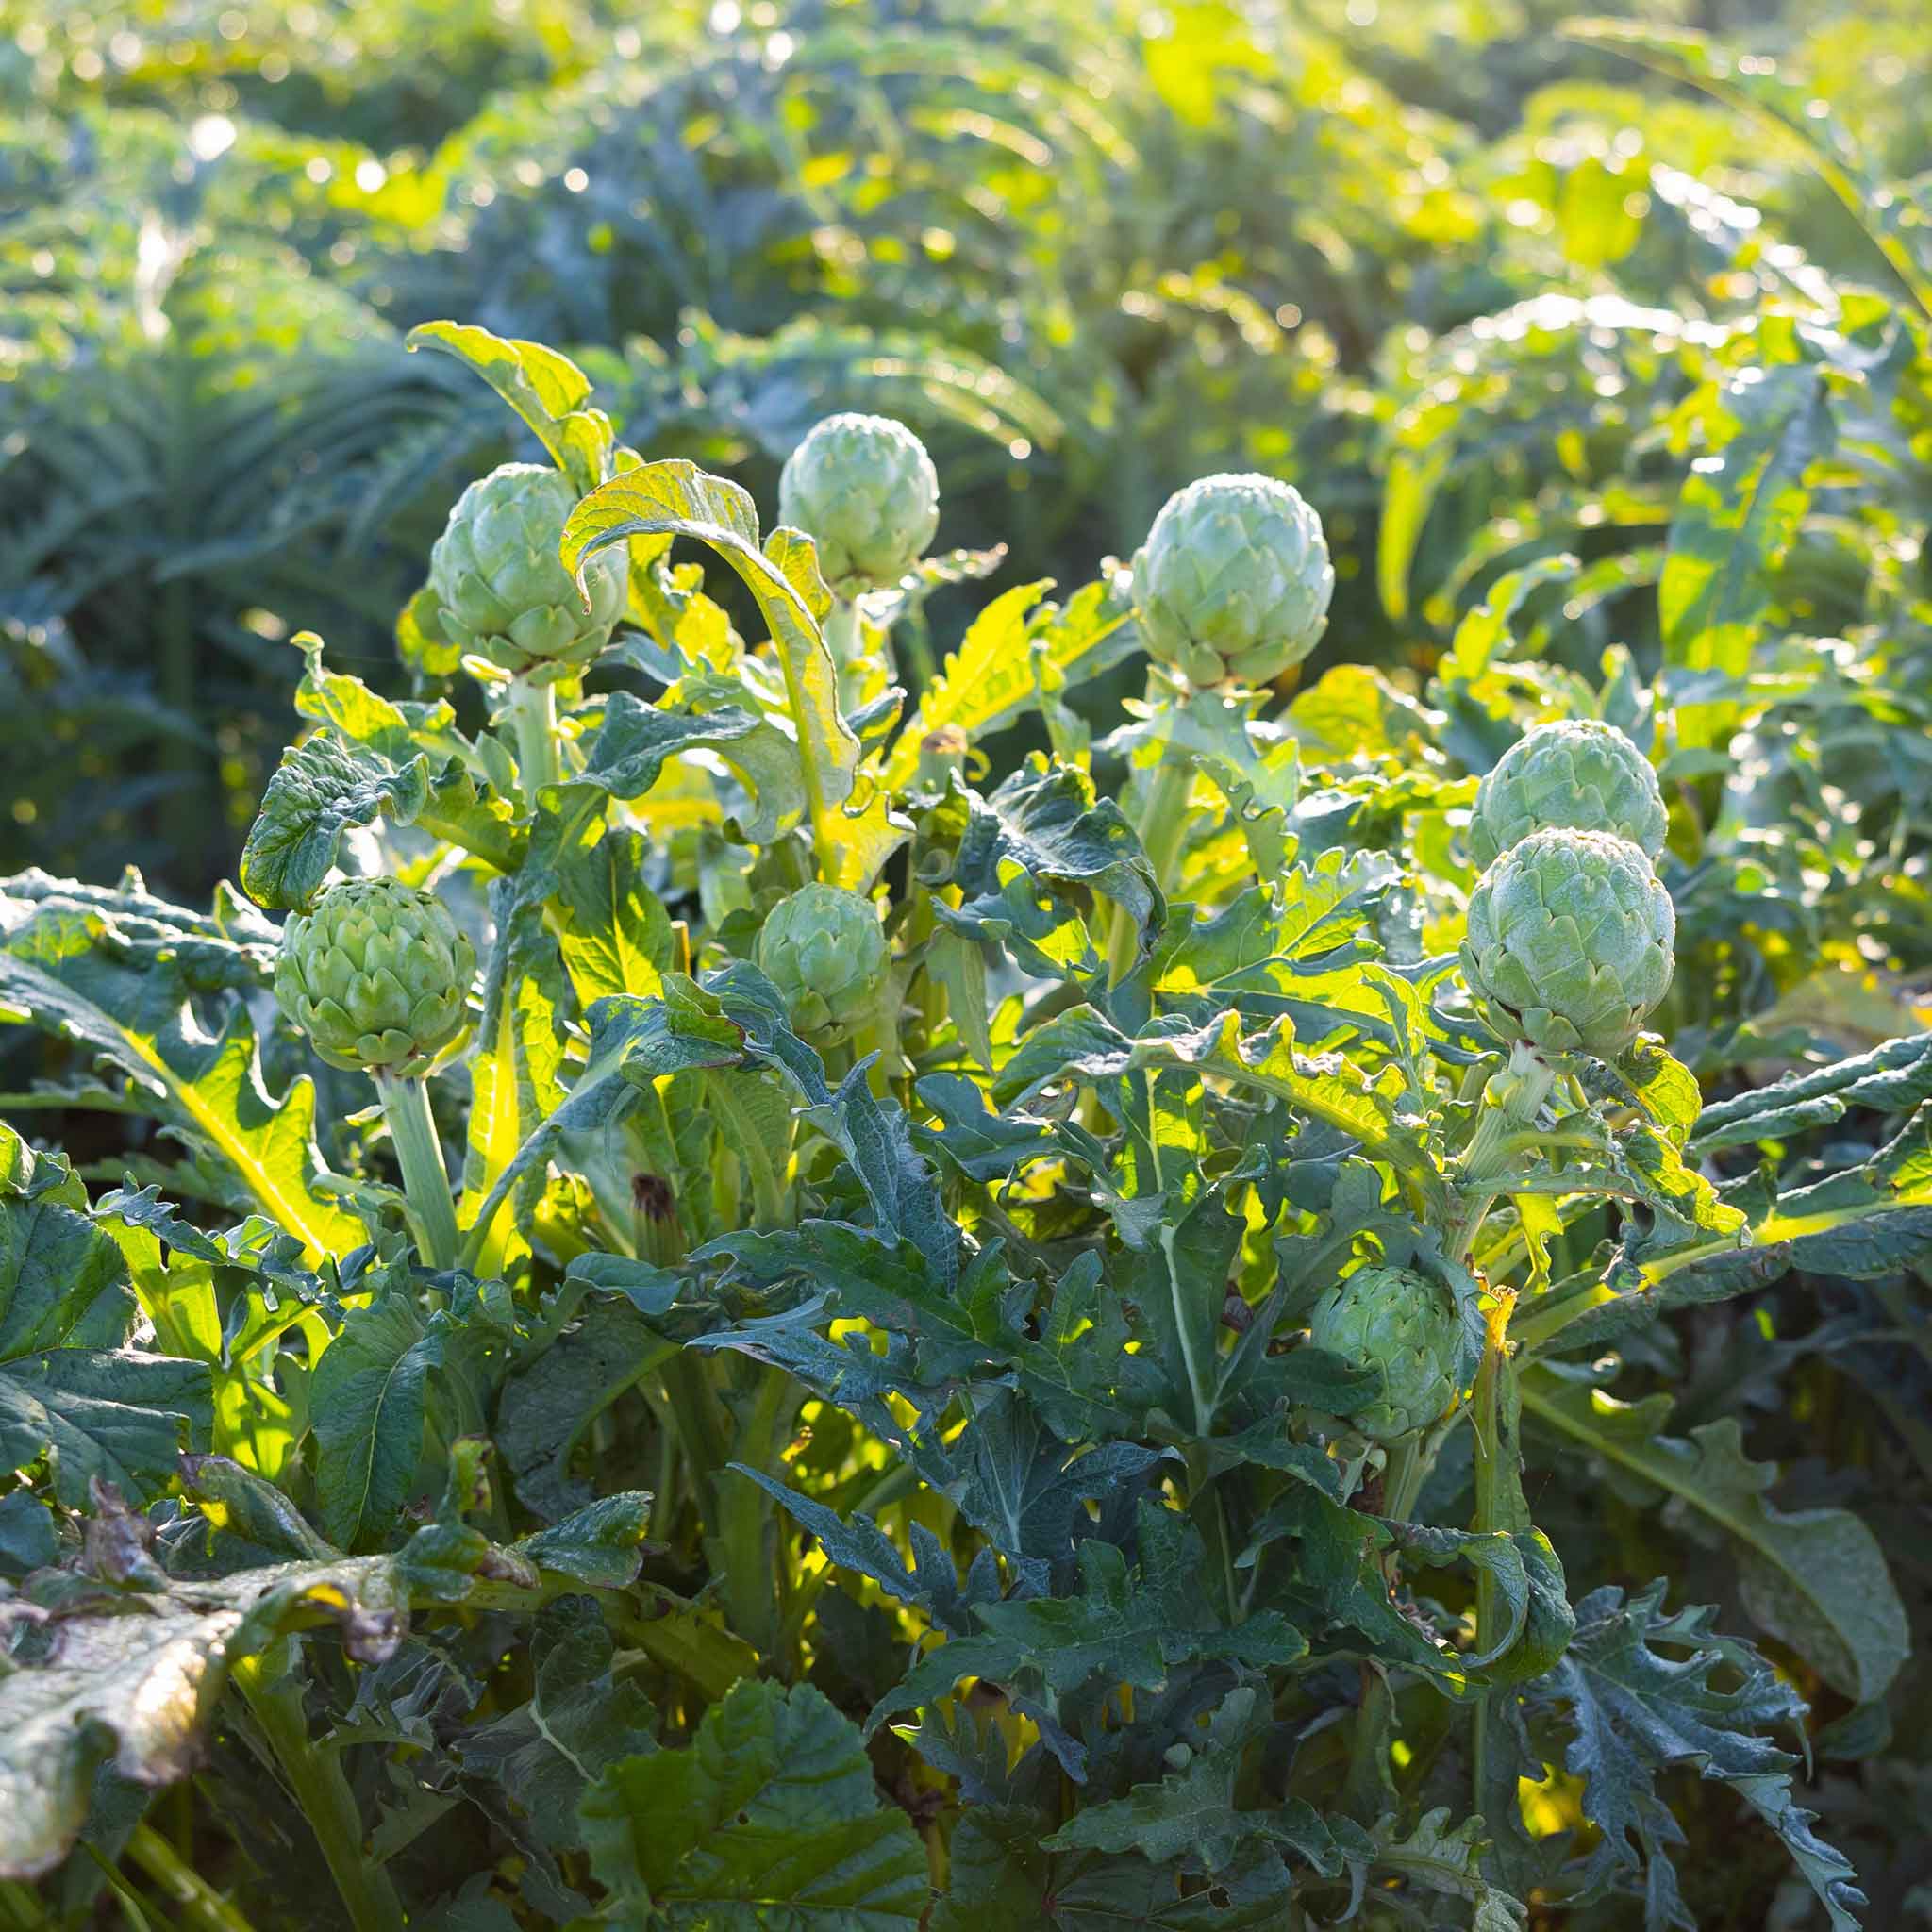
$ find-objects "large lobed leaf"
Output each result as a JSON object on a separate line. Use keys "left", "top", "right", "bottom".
{"left": 0, "top": 1482, "right": 653, "bottom": 1881}
{"left": 0, "top": 874, "right": 362, "bottom": 1261}
{"left": 580, "top": 1678, "right": 929, "bottom": 1927}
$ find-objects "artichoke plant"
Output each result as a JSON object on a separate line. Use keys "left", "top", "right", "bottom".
{"left": 756, "top": 882, "right": 890, "bottom": 1041}
{"left": 428, "top": 462, "right": 626, "bottom": 678}
{"left": 779, "top": 413, "right": 941, "bottom": 594}
{"left": 1130, "top": 472, "right": 1334, "bottom": 689}
{"left": 1461, "top": 827, "right": 1674, "bottom": 1058}
{"left": 1309, "top": 1264, "right": 1460, "bottom": 1441}
{"left": 1468, "top": 718, "right": 1668, "bottom": 869}
{"left": 275, "top": 876, "right": 475, "bottom": 1074}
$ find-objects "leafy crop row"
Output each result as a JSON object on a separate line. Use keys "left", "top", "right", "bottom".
{"left": 3, "top": 7, "right": 1931, "bottom": 1930}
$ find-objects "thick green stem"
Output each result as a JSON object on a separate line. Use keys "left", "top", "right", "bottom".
{"left": 663, "top": 1348, "right": 800, "bottom": 1668}
{"left": 1448, "top": 1046, "right": 1557, "bottom": 1269}
{"left": 508, "top": 675, "right": 560, "bottom": 801}
{"left": 1106, "top": 733, "right": 1193, "bottom": 987}
{"left": 826, "top": 594, "right": 867, "bottom": 711}
{"left": 232, "top": 1643, "right": 404, "bottom": 1932}
{"left": 1159, "top": 1211, "right": 1215, "bottom": 1438}
{"left": 716, "top": 1367, "right": 802, "bottom": 1668}
{"left": 374, "top": 1072, "right": 458, "bottom": 1270}
{"left": 849, "top": 979, "right": 904, "bottom": 1101}
{"left": 1374, "top": 1427, "right": 1445, "bottom": 1593}
{"left": 125, "top": 1824, "right": 258, "bottom": 1932}
{"left": 1381, "top": 1436, "right": 1429, "bottom": 1524}
{"left": 1467, "top": 1307, "right": 1516, "bottom": 1827}
{"left": 0, "top": 1883, "right": 49, "bottom": 1931}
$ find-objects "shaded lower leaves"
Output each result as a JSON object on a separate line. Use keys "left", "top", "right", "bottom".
{"left": 579, "top": 1678, "right": 928, "bottom": 1926}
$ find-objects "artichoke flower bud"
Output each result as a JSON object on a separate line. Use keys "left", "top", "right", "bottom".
{"left": 1130, "top": 473, "right": 1334, "bottom": 690}
{"left": 779, "top": 413, "right": 941, "bottom": 595}
{"left": 1461, "top": 828, "right": 1674, "bottom": 1059}
{"left": 1468, "top": 718, "right": 1667, "bottom": 869}
{"left": 428, "top": 462, "right": 625, "bottom": 680}
{"left": 756, "top": 882, "right": 890, "bottom": 1042}
{"left": 275, "top": 878, "right": 475, "bottom": 1074}
{"left": 1309, "top": 1264, "right": 1459, "bottom": 1441}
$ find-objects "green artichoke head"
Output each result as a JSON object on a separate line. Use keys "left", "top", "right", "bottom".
{"left": 1468, "top": 718, "right": 1667, "bottom": 869}
{"left": 1309, "top": 1264, "right": 1459, "bottom": 1441}
{"left": 1130, "top": 472, "right": 1334, "bottom": 689}
{"left": 778, "top": 413, "right": 941, "bottom": 595}
{"left": 756, "top": 882, "right": 890, "bottom": 1041}
{"left": 1461, "top": 827, "right": 1674, "bottom": 1058}
{"left": 275, "top": 877, "right": 475, "bottom": 1074}
{"left": 428, "top": 462, "right": 625, "bottom": 678}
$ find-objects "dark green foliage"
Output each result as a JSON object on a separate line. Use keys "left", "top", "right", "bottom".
{"left": 3, "top": 8, "right": 1932, "bottom": 1930}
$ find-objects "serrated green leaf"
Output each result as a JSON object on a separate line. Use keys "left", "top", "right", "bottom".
{"left": 1372, "top": 1808, "right": 1527, "bottom": 1930}
{"left": 242, "top": 729, "right": 519, "bottom": 909}
{"left": 884, "top": 577, "right": 1136, "bottom": 792}
{"left": 580, "top": 1678, "right": 927, "bottom": 1925}
{"left": 497, "top": 1302, "right": 677, "bottom": 1523}
{"left": 310, "top": 1276, "right": 441, "bottom": 1551}
{"left": 869, "top": 1507, "right": 1303, "bottom": 1761}
{"left": 0, "top": 1349, "right": 210, "bottom": 1508}
{"left": 408, "top": 321, "right": 613, "bottom": 489}
{"left": 1520, "top": 1367, "right": 1907, "bottom": 1700}
{"left": 580, "top": 690, "right": 806, "bottom": 846}
{"left": 455, "top": 1594, "right": 657, "bottom": 1857}
{"left": 1527, "top": 1579, "right": 1865, "bottom": 1929}
{"left": 0, "top": 1482, "right": 647, "bottom": 1881}
{"left": 1690, "top": 1030, "right": 1932, "bottom": 1151}
{"left": 934, "top": 758, "right": 1162, "bottom": 982}
{"left": 1041, "top": 1687, "right": 1330, "bottom": 1874}
{"left": 0, "top": 877, "right": 362, "bottom": 1262}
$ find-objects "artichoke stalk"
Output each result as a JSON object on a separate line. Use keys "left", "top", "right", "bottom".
{"left": 781, "top": 412, "right": 941, "bottom": 714}
{"left": 1107, "top": 473, "right": 1334, "bottom": 983}
{"left": 275, "top": 877, "right": 474, "bottom": 1266}
{"left": 428, "top": 462, "right": 626, "bottom": 797}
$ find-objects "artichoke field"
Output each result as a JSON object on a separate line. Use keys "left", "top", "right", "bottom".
{"left": 3, "top": 10, "right": 1932, "bottom": 1930}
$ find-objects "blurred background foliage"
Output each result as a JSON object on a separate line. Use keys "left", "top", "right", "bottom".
{"left": 2, "top": 0, "right": 1929, "bottom": 893}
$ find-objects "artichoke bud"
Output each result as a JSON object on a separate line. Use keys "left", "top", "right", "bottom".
{"left": 1130, "top": 473, "right": 1334, "bottom": 690}
{"left": 1468, "top": 718, "right": 1667, "bottom": 869}
{"left": 275, "top": 878, "right": 475, "bottom": 1074}
{"left": 1309, "top": 1264, "right": 1459, "bottom": 1441}
{"left": 756, "top": 882, "right": 890, "bottom": 1042}
{"left": 778, "top": 413, "right": 941, "bottom": 595}
{"left": 428, "top": 462, "right": 625, "bottom": 680}
{"left": 1461, "top": 827, "right": 1674, "bottom": 1059}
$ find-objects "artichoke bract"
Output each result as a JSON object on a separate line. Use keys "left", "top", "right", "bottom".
{"left": 428, "top": 462, "right": 625, "bottom": 678}
{"left": 1461, "top": 827, "right": 1674, "bottom": 1058}
{"left": 1468, "top": 718, "right": 1667, "bottom": 869}
{"left": 756, "top": 882, "right": 889, "bottom": 1041}
{"left": 779, "top": 413, "right": 940, "bottom": 595}
{"left": 275, "top": 878, "right": 475, "bottom": 1074}
{"left": 1130, "top": 472, "right": 1334, "bottom": 689}
{"left": 1309, "top": 1264, "right": 1459, "bottom": 1441}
